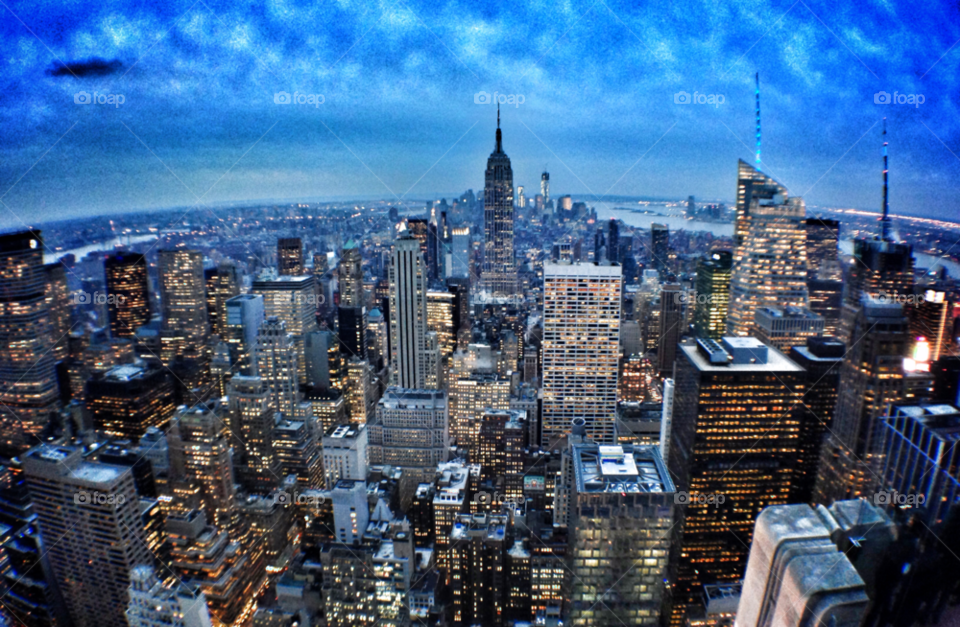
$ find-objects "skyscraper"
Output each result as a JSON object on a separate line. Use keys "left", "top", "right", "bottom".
{"left": 158, "top": 249, "right": 209, "bottom": 364}
{"left": 693, "top": 251, "right": 732, "bottom": 340}
{"left": 228, "top": 375, "right": 282, "bottom": 493}
{"left": 126, "top": 565, "right": 213, "bottom": 627}
{"left": 104, "top": 251, "right": 150, "bottom": 338}
{"left": 389, "top": 232, "right": 435, "bottom": 389}
{"left": 540, "top": 170, "right": 550, "bottom": 207}
{"left": 86, "top": 363, "right": 176, "bottom": 440}
{"left": 223, "top": 293, "right": 265, "bottom": 376}
{"left": 338, "top": 240, "right": 364, "bottom": 307}
{"left": 23, "top": 445, "right": 152, "bottom": 627}
{"left": 450, "top": 226, "right": 471, "bottom": 279}
{"left": 207, "top": 260, "right": 241, "bottom": 337}
{"left": 255, "top": 316, "right": 300, "bottom": 418}
{"left": 650, "top": 223, "right": 669, "bottom": 276}
{"left": 0, "top": 230, "right": 59, "bottom": 453}
{"left": 752, "top": 306, "right": 824, "bottom": 352}
{"left": 816, "top": 297, "right": 908, "bottom": 504}
{"left": 657, "top": 283, "right": 683, "bottom": 376}
{"left": 252, "top": 274, "right": 318, "bottom": 384}
{"left": 669, "top": 337, "right": 805, "bottom": 625}
{"left": 368, "top": 387, "right": 449, "bottom": 477}
{"left": 277, "top": 237, "right": 304, "bottom": 275}
{"left": 449, "top": 371, "right": 511, "bottom": 458}
{"left": 481, "top": 110, "right": 518, "bottom": 296}
{"left": 726, "top": 163, "right": 808, "bottom": 336}
{"left": 541, "top": 262, "right": 621, "bottom": 444}
{"left": 804, "top": 218, "right": 842, "bottom": 280}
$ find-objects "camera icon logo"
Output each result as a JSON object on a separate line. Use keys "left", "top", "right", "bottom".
{"left": 675, "top": 491, "right": 690, "bottom": 505}
{"left": 73, "top": 291, "right": 90, "bottom": 304}
{"left": 674, "top": 91, "right": 691, "bottom": 104}
{"left": 74, "top": 91, "right": 92, "bottom": 105}
{"left": 274, "top": 491, "right": 291, "bottom": 505}
{"left": 473, "top": 491, "right": 492, "bottom": 505}
{"left": 874, "top": 91, "right": 891, "bottom": 105}
{"left": 474, "top": 91, "right": 492, "bottom": 105}
{"left": 274, "top": 91, "right": 292, "bottom": 105}
{"left": 74, "top": 491, "right": 90, "bottom": 504}
{"left": 874, "top": 490, "right": 890, "bottom": 505}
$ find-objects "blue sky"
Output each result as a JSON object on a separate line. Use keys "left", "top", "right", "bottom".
{"left": 1, "top": 0, "right": 959, "bottom": 227}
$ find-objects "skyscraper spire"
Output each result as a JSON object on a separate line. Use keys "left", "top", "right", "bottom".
{"left": 880, "top": 117, "right": 892, "bottom": 242}
{"left": 755, "top": 72, "right": 762, "bottom": 170}
{"left": 495, "top": 101, "right": 502, "bottom": 153}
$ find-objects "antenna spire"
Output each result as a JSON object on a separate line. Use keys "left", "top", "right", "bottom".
{"left": 755, "top": 72, "right": 762, "bottom": 170}
{"left": 495, "top": 102, "right": 503, "bottom": 152}
{"left": 880, "top": 117, "right": 892, "bottom": 242}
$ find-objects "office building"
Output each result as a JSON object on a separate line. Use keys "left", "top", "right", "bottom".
{"left": 368, "top": 387, "right": 449, "bottom": 476}
{"left": 223, "top": 294, "right": 265, "bottom": 377}
{"left": 305, "top": 387, "right": 347, "bottom": 433}
{"left": 23, "top": 445, "right": 152, "bottom": 627}
{"left": 807, "top": 278, "right": 843, "bottom": 338}
{"left": 658, "top": 283, "right": 683, "bottom": 376}
{"left": 277, "top": 237, "right": 303, "bottom": 275}
{"left": 105, "top": 251, "right": 150, "bottom": 338}
{"left": 322, "top": 422, "right": 368, "bottom": 487}
{"left": 255, "top": 317, "right": 300, "bottom": 418}
{"left": 228, "top": 375, "right": 282, "bottom": 493}
{"left": 126, "top": 565, "right": 213, "bottom": 627}
{"left": 804, "top": 218, "right": 842, "bottom": 280}
{"left": 481, "top": 113, "right": 518, "bottom": 296}
{"left": 337, "top": 305, "right": 366, "bottom": 359}
{"left": 158, "top": 249, "right": 209, "bottom": 363}
{"left": 542, "top": 262, "right": 621, "bottom": 444}
{"left": 0, "top": 230, "right": 59, "bottom": 454}
{"left": 567, "top": 443, "right": 675, "bottom": 626}
{"left": 389, "top": 233, "right": 437, "bottom": 389}
{"left": 816, "top": 297, "right": 908, "bottom": 504}
{"left": 541, "top": 170, "right": 550, "bottom": 207}
{"left": 449, "top": 372, "right": 511, "bottom": 459}
{"left": 669, "top": 337, "right": 805, "bottom": 625}
{"left": 338, "top": 240, "right": 364, "bottom": 307}
{"left": 448, "top": 513, "right": 509, "bottom": 626}
{"left": 343, "top": 356, "right": 372, "bottom": 422}
{"left": 910, "top": 290, "right": 955, "bottom": 362}
{"left": 752, "top": 306, "right": 824, "bottom": 352}
{"left": 273, "top": 417, "right": 323, "bottom": 489}
{"left": 252, "top": 274, "right": 318, "bottom": 384}
{"left": 427, "top": 290, "right": 458, "bottom": 357}
{"left": 450, "top": 226, "right": 471, "bottom": 279}
{"left": 86, "top": 363, "right": 176, "bottom": 440}
{"left": 726, "top": 161, "right": 808, "bottom": 336}
{"left": 879, "top": 404, "right": 960, "bottom": 525}
{"left": 206, "top": 261, "right": 241, "bottom": 338}
{"left": 693, "top": 251, "right": 732, "bottom": 340}
{"left": 650, "top": 224, "right": 669, "bottom": 275}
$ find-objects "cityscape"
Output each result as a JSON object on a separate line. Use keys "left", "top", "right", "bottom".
{"left": 1, "top": 1, "right": 960, "bottom": 627}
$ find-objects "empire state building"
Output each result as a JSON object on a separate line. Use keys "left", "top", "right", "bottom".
{"left": 481, "top": 109, "right": 518, "bottom": 296}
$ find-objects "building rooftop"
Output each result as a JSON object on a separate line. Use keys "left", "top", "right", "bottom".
{"left": 573, "top": 444, "right": 674, "bottom": 495}
{"left": 684, "top": 338, "right": 802, "bottom": 373}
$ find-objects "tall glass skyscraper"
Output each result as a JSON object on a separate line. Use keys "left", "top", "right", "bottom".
{"left": 104, "top": 251, "right": 150, "bottom": 338}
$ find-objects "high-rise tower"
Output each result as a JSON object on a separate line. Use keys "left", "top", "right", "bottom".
{"left": 389, "top": 232, "right": 439, "bottom": 389}
{"left": 104, "top": 251, "right": 150, "bottom": 338}
{"left": 481, "top": 108, "right": 518, "bottom": 296}
{"left": 158, "top": 249, "right": 209, "bottom": 364}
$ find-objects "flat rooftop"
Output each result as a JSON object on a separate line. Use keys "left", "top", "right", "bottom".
{"left": 573, "top": 444, "right": 674, "bottom": 495}
{"left": 681, "top": 341, "right": 803, "bottom": 373}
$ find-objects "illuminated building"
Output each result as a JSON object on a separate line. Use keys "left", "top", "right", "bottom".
{"left": 541, "top": 171, "right": 550, "bottom": 207}
{"left": 389, "top": 233, "right": 435, "bottom": 389}
{"left": 910, "top": 290, "right": 954, "bottom": 361}
{"left": 658, "top": 283, "right": 683, "bottom": 376}
{"left": 686, "top": 584, "right": 740, "bottom": 627}
{"left": 615, "top": 401, "right": 662, "bottom": 446}
{"left": 126, "top": 565, "right": 213, "bottom": 627}
{"left": 651, "top": 223, "right": 669, "bottom": 275}
{"left": 752, "top": 306, "right": 824, "bottom": 352}
{"left": 807, "top": 278, "right": 843, "bottom": 337}
{"left": 476, "top": 409, "right": 526, "bottom": 506}
{"left": 669, "top": 337, "right": 805, "bottom": 626}
{"left": 167, "top": 402, "right": 237, "bottom": 531}
{"left": 368, "top": 387, "right": 449, "bottom": 477}
{"left": 449, "top": 372, "right": 510, "bottom": 458}
{"left": 338, "top": 240, "right": 364, "bottom": 307}
{"left": 206, "top": 261, "right": 241, "bottom": 337}
{"left": 44, "top": 262, "right": 69, "bottom": 362}
{"left": 23, "top": 445, "right": 151, "bottom": 627}
{"left": 251, "top": 274, "right": 318, "bottom": 385}
{"left": 167, "top": 510, "right": 263, "bottom": 627}
{"left": 567, "top": 443, "right": 675, "bottom": 626}
{"left": 158, "top": 249, "right": 209, "bottom": 364}
{"left": 737, "top": 502, "right": 893, "bottom": 627}
{"left": 0, "top": 230, "right": 59, "bottom": 453}
{"left": 726, "top": 161, "right": 808, "bottom": 336}
{"left": 410, "top": 483, "right": 436, "bottom": 548}
{"left": 255, "top": 317, "right": 299, "bottom": 418}
{"left": 427, "top": 290, "right": 458, "bottom": 358}
{"left": 343, "top": 357, "right": 372, "bottom": 422}
{"left": 86, "top": 363, "right": 176, "bottom": 440}
{"left": 481, "top": 112, "right": 518, "bottom": 296}
{"left": 693, "top": 251, "right": 732, "bottom": 340}
{"left": 277, "top": 237, "right": 303, "bottom": 275}
{"left": 320, "top": 541, "right": 377, "bottom": 626}
{"left": 450, "top": 226, "right": 471, "bottom": 279}
{"left": 105, "top": 252, "right": 150, "bottom": 338}
{"left": 274, "top": 418, "right": 323, "bottom": 489}
{"left": 879, "top": 404, "right": 960, "bottom": 525}
{"left": 313, "top": 250, "right": 329, "bottom": 275}
{"left": 433, "top": 461, "right": 472, "bottom": 574}
{"left": 304, "top": 387, "right": 346, "bottom": 433}
{"left": 787, "top": 337, "right": 844, "bottom": 503}
{"left": 803, "top": 218, "right": 842, "bottom": 280}
{"left": 815, "top": 297, "right": 908, "bottom": 504}
{"left": 447, "top": 513, "right": 509, "bottom": 626}
{"left": 838, "top": 122, "right": 913, "bottom": 345}
{"left": 542, "top": 262, "right": 621, "bottom": 444}
{"left": 531, "top": 524, "right": 567, "bottom": 621}
{"left": 304, "top": 329, "right": 339, "bottom": 390}
{"left": 322, "top": 422, "right": 368, "bottom": 487}
{"left": 223, "top": 294, "right": 264, "bottom": 377}
{"left": 619, "top": 354, "right": 659, "bottom": 403}
{"left": 228, "top": 376, "right": 282, "bottom": 494}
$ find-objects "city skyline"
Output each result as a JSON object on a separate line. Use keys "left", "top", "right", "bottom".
{"left": 1, "top": 0, "right": 960, "bottom": 228}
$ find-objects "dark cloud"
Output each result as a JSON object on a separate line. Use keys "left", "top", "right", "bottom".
{"left": 45, "top": 57, "right": 122, "bottom": 78}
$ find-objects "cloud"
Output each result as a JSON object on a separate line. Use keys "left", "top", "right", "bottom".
{"left": 45, "top": 57, "right": 123, "bottom": 78}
